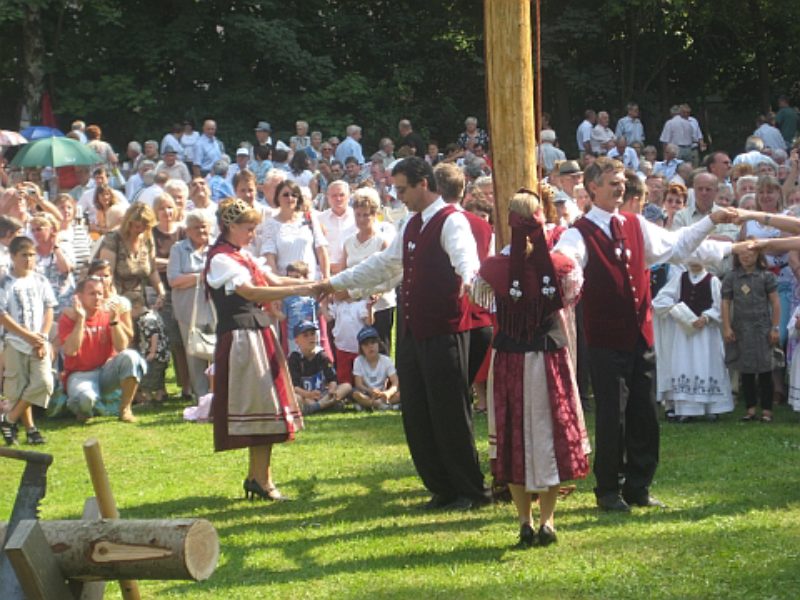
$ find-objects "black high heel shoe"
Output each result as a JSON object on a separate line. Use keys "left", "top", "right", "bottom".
{"left": 243, "top": 478, "right": 254, "bottom": 500}
{"left": 244, "top": 478, "right": 288, "bottom": 501}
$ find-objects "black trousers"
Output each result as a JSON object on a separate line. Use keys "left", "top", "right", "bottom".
{"left": 468, "top": 326, "right": 493, "bottom": 384}
{"left": 575, "top": 300, "right": 592, "bottom": 404}
{"left": 397, "top": 331, "right": 488, "bottom": 502}
{"left": 740, "top": 371, "right": 773, "bottom": 410}
{"left": 588, "top": 337, "right": 659, "bottom": 499}
{"left": 373, "top": 307, "right": 395, "bottom": 355}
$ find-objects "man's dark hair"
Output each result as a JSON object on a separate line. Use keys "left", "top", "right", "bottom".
{"left": 392, "top": 157, "right": 436, "bottom": 192}
{"left": 254, "top": 145, "right": 271, "bottom": 160}
{"left": 9, "top": 236, "right": 34, "bottom": 256}
{"left": 272, "top": 148, "right": 288, "bottom": 163}
{"left": 703, "top": 151, "right": 728, "bottom": 171}
{"left": 92, "top": 166, "right": 108, "bottom": 177}
{"left": 344, "top": 156, "right": 359, "bottom": 166}
{"left": 623, "top": 169, "right": 645, "bottom": 202}
{"left": 0, "top": 215, "right": 23, "bottom": 239}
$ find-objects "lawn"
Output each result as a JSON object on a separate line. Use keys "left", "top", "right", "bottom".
{"left": 2, "top": 395, "right": 800, "bottom": 599}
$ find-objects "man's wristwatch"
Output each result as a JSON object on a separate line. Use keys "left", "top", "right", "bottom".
{"left": 109, "top": 321, "right": 119, "bottom": 327}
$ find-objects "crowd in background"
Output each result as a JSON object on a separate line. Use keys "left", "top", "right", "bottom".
{"left": 2, "top": 97, "right": 800, "bottom": 446}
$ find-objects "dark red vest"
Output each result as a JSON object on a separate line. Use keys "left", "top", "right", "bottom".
{"left": 402, "top": 204, "right": 472, "bottom": 340}
{"left": 680, "top": 271, "right": 713, "bottom": 316}
{"left": 573, "top": 211, "right": 653, "bottom": 351}
{"left": 462, "top": 209, "right": 493, "bottom": 330}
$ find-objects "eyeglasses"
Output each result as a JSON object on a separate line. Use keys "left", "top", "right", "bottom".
{"left": 280, "top": 191, "right": 301, "bottom": 198}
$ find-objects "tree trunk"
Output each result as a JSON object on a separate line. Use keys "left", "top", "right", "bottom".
{"left": 748, "top": 0, "right": 771, "bottom": 113}
{"left": 20, "top": 3, "right": 45, "bottom": 127}
{"left": 1, "top": 519, "right": 219, "bottom": 582}
{"left": 484, "top": 0, "right": 537, "bottom": 250}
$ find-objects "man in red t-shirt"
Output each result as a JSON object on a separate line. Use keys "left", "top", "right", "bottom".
{"left": 58, "top": 278, "right": 146, "bottom": 422}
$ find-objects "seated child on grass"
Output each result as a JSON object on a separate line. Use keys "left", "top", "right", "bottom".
{"left": 351, "top": 326, "right": 400, "bottom": 411}
{"left": 132, "top": 296, "right": 170, "bottom": 403}
{"left": 288, "top": 320, "right": 351, "bottom": 414}
{"left": 325, "top": 296, "right": 373, "bottom": 385}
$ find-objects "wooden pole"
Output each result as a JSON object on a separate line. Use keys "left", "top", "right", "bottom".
{"left": 83, "top": 438, "right": 141, "bottom": 600}
{"left": 484, "top": 0, "right": 538, "bottom": 250}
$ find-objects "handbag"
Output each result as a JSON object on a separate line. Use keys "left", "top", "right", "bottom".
{"left": 186, "top": 277, "right": 216, "bottom": 361}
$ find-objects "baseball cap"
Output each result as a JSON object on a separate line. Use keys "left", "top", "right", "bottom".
{"left": 254, "top": 121, "right": 272, "bottom": 132}
{"left": 293, "top": 320, "right": 318, "bottom": 337}
{"left": 357, "top": 326, "right": 380, "bottom": 344}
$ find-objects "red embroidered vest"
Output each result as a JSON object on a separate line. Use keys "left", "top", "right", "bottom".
{"left": 402, "top": 204, "right": 472, "bottom": 340}
{"left": 573, "top": 211, "right": 653, "bottom": 351}
{"left": 462, "top": 209, "right": 493, "bottom": 330}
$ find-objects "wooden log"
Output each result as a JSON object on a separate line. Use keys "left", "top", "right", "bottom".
{"left": 5, "top": 520, "right": 75, "bottom": 600}
{"left": 484, "top": 0, "right": 537, "bottom": 250}
{"left": 1, "top": 519, "right": 219, "bottom": 581}
{"left": 68, "top": 498, "right": 106, "bottom": 600}
{"left": 83, "top": 438, "right": 140, "bottom": 599}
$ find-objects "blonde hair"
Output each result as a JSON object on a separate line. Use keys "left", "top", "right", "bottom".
{"left": 153, "top": 193, "right": 176, "bottom": 214}
{"left": 508, "top": 191, "right": 541, "bottom": 256}
{"left": 352, "top": 187, "right": 381, "bottom": 214}
{"left": 119, "top": 203, "right": 156, "bottom": 241}
{"left": 217, "top": 197, "right": 261, "bottom": 233}
{"left": 30, "top": 212, "right": 59, "bottom": 231}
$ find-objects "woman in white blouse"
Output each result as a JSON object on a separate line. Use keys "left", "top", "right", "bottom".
{"left": 341, "top": 187, "right": 397, "bottom": 352}
{"left": 261, "top": 180, "right": 329, "bottom": 280}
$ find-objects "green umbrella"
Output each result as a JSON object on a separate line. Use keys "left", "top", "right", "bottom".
{"left": 10, "top": 136, "right": 102, "bottom": 168}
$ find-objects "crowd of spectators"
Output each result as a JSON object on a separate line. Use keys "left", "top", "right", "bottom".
{"left": 2, "top": 96, "right": 800, "bottom": 445}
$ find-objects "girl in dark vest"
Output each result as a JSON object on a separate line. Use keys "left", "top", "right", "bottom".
{"left": 652, "top": 262, "right": 732, "bottom": 422}
{"left": 473, "top": 188, "right": 590, "bottom": 548}
{"left": 205, "top": 198, "right": 317, "bottom": 500}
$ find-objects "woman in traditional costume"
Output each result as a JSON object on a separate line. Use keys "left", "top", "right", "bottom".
{"left": 472, "top": 187, "right": 590, "bottom": 548}
{"left": 205, "top": 198, "right": 317, "bottom": 500}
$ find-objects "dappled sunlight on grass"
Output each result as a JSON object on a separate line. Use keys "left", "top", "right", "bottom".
{"left": 2, "top": 394, "right": 799, "bottom": 598}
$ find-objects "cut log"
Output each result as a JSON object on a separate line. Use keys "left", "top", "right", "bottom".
{"left": 0, "top": 519, "right": 219, "bottom": 582}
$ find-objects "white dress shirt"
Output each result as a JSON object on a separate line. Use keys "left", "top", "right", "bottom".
{"left": 318, "top": 207, "right": 357, "bottom": 267}
{"left": 590, "top": 125, "right": 616, "bottom": 154}
{"left": 554, "top": 206, "right": 731, "bottom": 270}
{"left": 659, "top": 115, "right": 694, "bottom": 146}
{"left": 331, "top": 197, "right": 479, "bottom": 293}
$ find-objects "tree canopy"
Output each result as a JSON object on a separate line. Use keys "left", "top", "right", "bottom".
{"left": 1, "top": 0, "right": 798, "bottom": 155}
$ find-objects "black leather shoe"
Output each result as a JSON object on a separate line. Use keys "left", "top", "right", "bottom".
{"left": 421, "top": 494, "right": 455, "bottom": 510}
{"left": 596, "top": 494, "right": 630, "bottom": 512}
{"left": 515, "top": 523, "right": 536, "bottom": 549}
{"left": 624, "top": 494, "right": 666, "bottom": 508}
{"left": 538, "top": 524, "right": 558, "bottom": 547}
{"left": 441, "top": 496, "right": 476, "bottom": 511}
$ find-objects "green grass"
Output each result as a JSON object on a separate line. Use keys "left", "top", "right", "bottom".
{"left": 3, "top": 394, "right": 800, "bottom": 599}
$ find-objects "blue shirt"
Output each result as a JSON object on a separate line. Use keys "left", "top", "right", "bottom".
{"left": 194, "top": 135, "right": 223, "bottom": 174}
{"left": 249, "top": 159, "right": 274, "bottom": 185}
{"left": 208, "top": 175, "right": 234, "bottom": 202}
{"left": 614, "top": 117, "right": 645, "bottom": 145}
{"left": 335, "top": 136, "right": 365, "bottom": 165}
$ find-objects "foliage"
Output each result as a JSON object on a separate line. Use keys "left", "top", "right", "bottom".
{"left": 1, "top": 0, "right": 800, "bottom": 157}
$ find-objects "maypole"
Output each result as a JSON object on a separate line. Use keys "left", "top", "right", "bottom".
{"left": 484, "top": 0, "right": 538, "bottom": 250}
